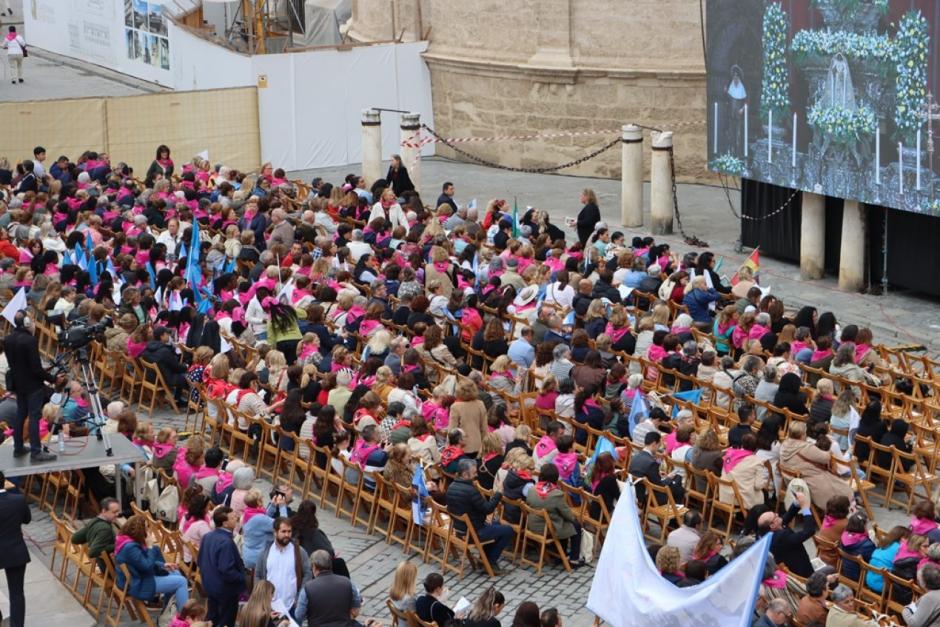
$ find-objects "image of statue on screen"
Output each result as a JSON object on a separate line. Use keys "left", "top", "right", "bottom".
{"left": 705, "top": 0, "right": 940, "bottom": 216}
{"left": 726, "top": 65, "right": 748, "bottom": 157}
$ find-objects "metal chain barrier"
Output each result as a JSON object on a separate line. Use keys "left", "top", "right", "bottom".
{"left": 420, "top": 124, "right": 621, "bottom": 174}
{"left": 668, "top": 146, "right": 709, "bottom": 248}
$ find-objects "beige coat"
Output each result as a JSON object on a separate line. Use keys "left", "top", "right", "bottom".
{"left": 448, "top": 399, "right": 488, "bottom": 454}
{"left": 424, "top": 263, "right": 455, "bottom": 298}
{"left": 719, "top": 455, "right": 769, "bottom": 510}
{"left": 779, "top": 438, "right": 853, "bottom": 509}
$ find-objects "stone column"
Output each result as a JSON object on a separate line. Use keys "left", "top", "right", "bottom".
{"left": 800, "top": 192, "right": 825, "bottom": 280}
{"left": 400, "top": 112, "right": 421, "bottom": 193}
{"left": 650, "top": 131, "right": 674, "bottom": 235}
{"left": 839, "top": 200, "right": 866, "bottom": 292}
{"left": 621, "top": 125, "right": 643, "bottom": 228}
{"left": 361, "top": 109, "right": 382, "bottom": 187}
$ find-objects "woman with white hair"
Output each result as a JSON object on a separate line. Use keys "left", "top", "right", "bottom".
{"left": 829, "top": 342, "right": 880, "bottom": 398}
{"left": 683, "top": 275, "right": 720, "bottom": 322}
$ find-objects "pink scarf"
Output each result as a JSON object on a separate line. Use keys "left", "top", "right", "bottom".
{"left": 811, "top": 349, "right": 833, "bottom": 362}
{"left": 605, "top": 323, "right": 630, "bottom": 344}
{"left": 242, "top": 506, "right": 266, "bottom": 525}
{"left": 762, "top": 570, "right": 788, "bottom": 589}
{"left": 911, "top": 517, "right": 938, "bottom": 536}
{"left": 822, "top": 514, "right": 842, "bottom": 530}
{"left": 553, "top": 452, "right": 578, "bottom": 479}
{"left": 4, "top": 32, "right": 16, "bottom": 41}
{"left": 855, "top": 343, "right": 872, "bottom": 364}
{"left": 895, "top": 539, "right": 922, "bottom": 563}
{"left": 722, "top": 448, "right": 753, "bottom": 473}
{"left": 351, "top": 438, "right": 380, "bottom": 469}
{"left": 748, "top": 324, "right": 769, "bottom": 340}
{"left": 840, "top": 531, "right": 869, "bottom": 547}
{"left": 535, "top": 435, "right": 557, "bottom": 459}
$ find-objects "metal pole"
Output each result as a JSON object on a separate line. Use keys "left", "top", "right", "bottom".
{"left": 882, "top": 207, "right": 889, "bottom": 295}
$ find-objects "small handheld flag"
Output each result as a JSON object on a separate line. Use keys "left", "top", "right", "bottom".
{"left": 731, "top": 247, "right": 761, "bottom": 286}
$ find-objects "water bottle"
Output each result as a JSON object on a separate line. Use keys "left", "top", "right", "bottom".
{"left": 57, "top": 431, "right": 65, "bottom": 453}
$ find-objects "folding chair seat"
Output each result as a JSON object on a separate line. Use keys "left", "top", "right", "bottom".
{"left": 422, "top": 500, "right": 453, "bottom": 569}
{"left": 706, "top": 473, "right": 745, "bottom": 541}
{"left": 336, "top": 457, "right": 364, "bottom": 522}
{"left": 445, "top": 512, "right": 498, "bottom": 579}
{"left": 518, "top": 503, "right": 571, "bottom": 575}
{"left": 368, "top": 472, "right": 396, "bottom": 537}
{"left": 644, "top": 478, "right": 689, "bottom": 543}
{"left": 138, "top": 359, "right": 179, "bottom": 417}
{"left": 314, "top": 444, "right": 342, "bottom": 509}
{"left": 856, "top": 436, "right": 892, "bottom": 508}
{"left": 353, "top": 471, "right": 381, "bottom": 531}
{"left": 388, "top": 480, "right": 421, "bottom": 553}
{"left": 889, "top": 447, "right": 938, "bottom": 513}
{"left": 256, "top": 419, "right": 282, "bottom": 482}
{"left": 577, "top": 489, "right": 612, "bottom": 560}
{"left": 498, "top": 496, "right": 527, "bottom": 563}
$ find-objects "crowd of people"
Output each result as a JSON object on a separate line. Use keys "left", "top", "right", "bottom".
{"left": 0, "top": 141, "right": 937, "bottom": 627}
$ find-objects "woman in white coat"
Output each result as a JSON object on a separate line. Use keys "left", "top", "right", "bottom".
{"left": 3, "top": 26, "right": 25, "bottom": 84}
{"left": 369, "top": 187, "right": 409, "bottom": 231}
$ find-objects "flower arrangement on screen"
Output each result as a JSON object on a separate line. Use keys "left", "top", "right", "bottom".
{"left": 791, "top": 30, "right": 894, "bottom": 62}
{"left": 807, "top": 101, "right": 877, "bottom": 144}
{"left": 760, "top": 2, "right": 790, "bottom": 123}
{"left": 710, "top": 153, "right": 747, "bottom": 176}
{"left": 894, "top": 10, "right": 929, "bottom": 144}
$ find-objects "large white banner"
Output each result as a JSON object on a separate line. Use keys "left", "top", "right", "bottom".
{"left": 586, "top": 483, "right": 771, "bottom": 627}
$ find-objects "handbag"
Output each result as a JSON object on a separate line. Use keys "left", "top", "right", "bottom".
{"left": 580, "top": 529, "right": 595, "bottom": 562}
{"left": 21, "top": 45, "right": 27, "bottom": 58}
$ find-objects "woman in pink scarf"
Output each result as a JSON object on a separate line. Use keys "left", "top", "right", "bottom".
{"left": 718, "top": 433, "right": 768, "bottom": 509}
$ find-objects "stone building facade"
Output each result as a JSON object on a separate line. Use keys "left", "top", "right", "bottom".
{"left": 347, "top": 0, "right": 709, "bottom": 182}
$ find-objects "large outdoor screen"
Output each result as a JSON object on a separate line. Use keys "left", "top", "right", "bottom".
{"left": 706, "top": 0, "right": 940, "bottom": 215}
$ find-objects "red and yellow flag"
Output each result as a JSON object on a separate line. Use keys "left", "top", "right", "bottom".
{"left": 731, "top": 248, "right": 760, "bottom": 286}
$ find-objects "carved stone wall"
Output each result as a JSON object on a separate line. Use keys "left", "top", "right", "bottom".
{"left": 349, "top": 0, "right": 710, "bottom": 182}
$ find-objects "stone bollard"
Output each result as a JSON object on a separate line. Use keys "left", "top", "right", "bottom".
{"left": 621, "top": 124, "right": 643, "bottom": 228}
{"left": 650, "top": 131, "right": 674, "bottom": 235}
{"left": 838, "top": 200, "right": 866, "bottom": 292}
{"left": 400, "top": 112, "right": 421, "bottom": 193}
{"left": 361, "top": 109, "right": 382, "bottom": 187}
{"left": 800, "top": 192, "right": 825, "bottom": 280}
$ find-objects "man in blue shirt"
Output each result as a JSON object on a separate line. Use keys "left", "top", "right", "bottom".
{"left": 507, "top": 327, "right": 536, "bottom": 370}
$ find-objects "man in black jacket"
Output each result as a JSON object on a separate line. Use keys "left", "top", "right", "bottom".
{"left": 4, "top": 311, "right": 60, "bottom": 461}
{"left": 590, "top": 270, "right": 622, "bottom": 304}
{"left": 756, "top": 492, "right": 817, "bottom": 577}
{"left": 0, "top": 470, "right": 31, "bottom": 627}
{"left": 139, "top": 326, "right": 187, "bottom": 405}
{"left": 628, "top": 431, "right": 684, "bottom": 507}
{"left": 445, "top": 459, "right": 513, "bottom": 571}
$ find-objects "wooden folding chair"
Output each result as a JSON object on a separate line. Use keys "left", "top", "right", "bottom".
{"left": 353, "top": 471, "right": 380, "bottom": 531}
{"left": 518, "top": 503, "right": 571, "bottom": 575}
{"left": 315, "top": 445, "right": 343, "bottom": 510}
{"left": 832, "top": 454, "right": 876, "bottom": 520}
{"left": 138, "top": 359, "right": 180, "bottom": 417}
{"left": 812, "top": 533, "right": 840, "bottom": 569}
{"left": 445, "top": 512, "right": 497, "bottom": 579}
{"left": 706, "top": 473, "right": 746, "bottom": 541}
{"left": 857, "top": 436, "right": 893, "bottom": 508}
{"left": 422, "top": 500, "right": 454, "bottom": 570}
{"left": 336, "top": 457, "right": 364, "bottom": 522}
{"left": 643, "top": 478, "right": 689, "bottom": 543}
{"left": 498, "top": 496, "right": 527, "bottom": 563}
{"left": 889, "top": 447, "right": 938, "bottom": 513}
{"left": 387, "top": 599, "right": 414, "bottom": 627}
{"left": 388, "top": 481, "right": 421, "bottom": 554}
{"left": 256, "top": 419, "right": 282, "bottom": 482}
{"left": 76, "top": 544, "right": 111, "bottom": 617}
{"left": 48, "top": 512, "right": 74, "bottom": 582}
{"left": 100, "top": 553, "right": 138, "bottom": 627}
{"left": 578, "top": 489, "right": 612, "bottom": 560}
{"left": 682, "top": 462, "right": 712, "bottom": 517}
{"left": 369, "top": 472, "right": 395, "bottom": 537}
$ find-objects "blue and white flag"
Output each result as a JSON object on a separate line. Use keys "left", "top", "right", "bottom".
{"left": 589, "top": 436, "right": 618, "bottom": 466}
{"left": 106, "top": 258, "right": 119, "bottom": 281}
{"left": 587, "top": 482, "right": 771, "bottom": 627}
{"left": 85, "top": 231, "right": 98, "bottom": 284}
{"left": 671, "top": 388, "right": 705, "bottom": 417}
{"left": 627, "top": 391, "right": 647, "bottom": 439}
{"left": 411, "top": 464, "right": 429, "bottom": 525}
{"left": 185, "top": 221, "right": 212, "bottom": 314}
{"left": 563, "top": 309, "right": 576, "bottom": 327}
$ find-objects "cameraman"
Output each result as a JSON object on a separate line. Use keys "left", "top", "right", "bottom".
{"left": 4, "top": 311, "right": 64, "bottom": 462}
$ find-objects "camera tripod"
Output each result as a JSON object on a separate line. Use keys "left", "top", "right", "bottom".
{"left": 55, "top": 345, "right": 113, "bottom": 457}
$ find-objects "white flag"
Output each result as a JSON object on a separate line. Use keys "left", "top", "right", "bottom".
{"left": 1, "top": 287, "right": 28, "bottom": 326}
{"left": 220, "top": 336, "right": 233, "bottom": 354}
{"left": 586, "top": 482, "right": 771, "bottom": 627}
{"left": 196, "top": 149, "right": 209, "bottom": 161}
